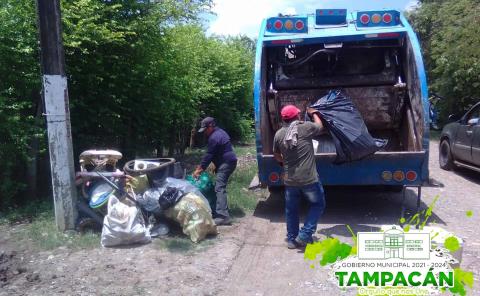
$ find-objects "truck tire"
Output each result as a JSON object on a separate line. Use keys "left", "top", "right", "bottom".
{"left": 439, "top": 139, "right": 454, "bottom": 171}
{"left": 268, "top": 186, "right": 285, "bottom": 200}
{"left": 384, "top": 185, "right": 404, "bottom": 193}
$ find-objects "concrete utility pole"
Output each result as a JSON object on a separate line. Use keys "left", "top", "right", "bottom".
{"left": 36, "top": 0, "right": 77, "bottom": 230}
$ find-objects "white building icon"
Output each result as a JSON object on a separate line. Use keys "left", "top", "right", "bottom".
{"left": 358, "top": 226, "right": 430, "bottom": 260}
{"left": 384, "top": 227, "right": 405, "bottom": 258}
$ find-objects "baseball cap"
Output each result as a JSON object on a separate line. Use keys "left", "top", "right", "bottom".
{"left": 280, "top": 105, "right": 300, "bottom": 120}
{"left": 198, "top": 117, "right": 216, "bottom": 132}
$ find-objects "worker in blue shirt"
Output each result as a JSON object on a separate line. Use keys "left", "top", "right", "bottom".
{"left": 193, "top": 117, "right": 237, "bottom": 225}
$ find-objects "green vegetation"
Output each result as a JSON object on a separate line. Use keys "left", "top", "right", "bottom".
{"left": 0, "top": 0, "right": 254, "bottom": 208}
{"left": 408, "top": 0, "right": 480, "bottom": 122}
{"left": 6, "top": 206, "right": 100, "bottom": 251}
{"left": 228, "top": 163, "right": 258, "bottom": 217}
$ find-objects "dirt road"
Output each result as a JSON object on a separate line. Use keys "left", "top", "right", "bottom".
{"left": 1, "top": 139, "right": 479, "bottom": 295}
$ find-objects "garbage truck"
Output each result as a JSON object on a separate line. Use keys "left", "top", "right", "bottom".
{"left": 253, "top": 9, "right": 429, "bottom": 199}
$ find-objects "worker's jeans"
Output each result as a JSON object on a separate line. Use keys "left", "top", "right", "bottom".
{"left": 215, "top": 161, "right": 237, "bottom": 218}
{"left": 285, "top": 182, "right": 326, "bottom": 243}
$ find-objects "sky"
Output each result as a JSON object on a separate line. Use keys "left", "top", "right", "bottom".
{"left": 205, "top": 0, "right": 419, "bottom": 38}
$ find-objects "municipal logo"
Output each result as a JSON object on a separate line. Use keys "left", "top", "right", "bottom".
{"left": 358, "top": 226, "right": 430, "bottom": 260}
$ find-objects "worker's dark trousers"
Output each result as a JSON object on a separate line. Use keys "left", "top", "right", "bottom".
{"left": 215, "top": 161, "right": 237, "bottom": 218}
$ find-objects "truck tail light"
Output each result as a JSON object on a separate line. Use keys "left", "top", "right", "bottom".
{"left": 382, "top": 171, "right": 393, "bottom": 182}
{"left": 284, "top": 20, "right": 294, "bottom": 30}
{"left": 360, "top": 14, "right": 370, "bottom": 25}
{"left": 383, "top": 13, "right": 392, "bottom": 23}
{"left": 274, "top": 20, "right": 283, "bottom": 30}
{"left": 393, "top": 171, "right": 405, "bottom": 182}
{"left": 266, "top": 17, "right": 308, "bottom": 34}
{"left": 295, "top": 20, "right": 304, "bottom": 30}
{"left": 371, "top": 14, "right": 382, "bottom": 24}
{"left": 406, "top": 171, "right": 417, "bottom": 182}
{"left": 269, "top": 172, "right": 280, "bottom": 183}
{"left": 357, "top": 10, "right": 401, "bottom": 27}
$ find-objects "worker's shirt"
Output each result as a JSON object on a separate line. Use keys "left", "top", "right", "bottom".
{"left": 273, "top": 121, "right": 323, "bottom": 186}
{"left": 200, "top": 128, "right": 237, "bottom": 170}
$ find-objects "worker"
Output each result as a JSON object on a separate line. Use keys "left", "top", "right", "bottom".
{"left": 273, "top": 105, "right": 327, "bottom": 249}
{"left": 194, "top": 117, "right": 237, "bottom": 225}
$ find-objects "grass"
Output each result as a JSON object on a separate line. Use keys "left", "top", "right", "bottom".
{"left": 1, "top": 200, "right": 99, "bottom": 251}
{"left": 0, "top": 199, "right": 52, "bottom": 224}
{"left": 233, "top": 142, "right": 256, "bottom": 157}
{"left": 8, "top": 210, "right": 100, "bottom": 251}
{"left": 227, "top": 163, "right": 258, "bottom": 217}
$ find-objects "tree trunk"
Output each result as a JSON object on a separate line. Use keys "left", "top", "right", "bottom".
{"left": 168, "top": 125, "right": 176, "bottom": 156}
{"left": 189, "top": 127, "right": 196, "bottom": 149}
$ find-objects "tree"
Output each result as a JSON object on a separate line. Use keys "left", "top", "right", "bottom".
{"left": 0, "top": 0, "right": 255, "bottom": 208}
{"left": 409, "top": 0, "right": 480, "bottom": 120}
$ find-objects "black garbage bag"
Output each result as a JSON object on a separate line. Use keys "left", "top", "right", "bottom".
{"left": 158, "top": 186, "right": 184, "bottom": 210}
{"left": 308, "top": 90, "right": 387, "bottom": 164}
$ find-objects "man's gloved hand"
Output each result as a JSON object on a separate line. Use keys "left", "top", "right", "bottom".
{"left": 193, "top": 166, "right": 203, "bottom": 179}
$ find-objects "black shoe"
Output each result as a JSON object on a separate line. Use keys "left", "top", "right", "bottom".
{"left": 214, "top": 216, "right": 232, "bottom": 226}
{"left": 294, "top": 236, "right": 311, "bottom": 247}
{"left": 287, "top": 241, "right": 299, "bottom": 249}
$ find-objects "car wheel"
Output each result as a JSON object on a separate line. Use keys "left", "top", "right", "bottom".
{"left": 439, "top": 139, "right": 454, "bottom": 170}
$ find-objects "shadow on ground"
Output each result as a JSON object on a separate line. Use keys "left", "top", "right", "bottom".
{"left": 253, "top": 186, "right": 446, "bottom": 229}
{"left": 451, "top": 166, "right": 480, "bottom": 185}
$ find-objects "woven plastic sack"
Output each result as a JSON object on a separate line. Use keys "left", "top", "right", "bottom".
{"left": 164, "top": 192, "right": 217, "bottom": 243}
{"left": 101, "top": 196, "right": 151, "bottom": 247}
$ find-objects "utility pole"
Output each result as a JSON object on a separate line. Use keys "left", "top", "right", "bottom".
{"left": 36, "top": 0, "right": 77, "bottom": 230}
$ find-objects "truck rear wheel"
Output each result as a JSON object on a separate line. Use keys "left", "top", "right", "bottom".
{"left": 268, "top": 186, "right": 285, "bottom": 200}
{"left": 439, "top": 139, "right": 454, "bottom": 170}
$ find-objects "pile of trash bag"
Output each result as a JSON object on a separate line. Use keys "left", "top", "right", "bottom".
{"left": 100, "top": 175, "right": 217, "bottom": 246}
{"left": 308, "top": 90, "right": 387, "bottom": 164}
{"left": 76, "top": 153, "right": 219, "bottom": 246}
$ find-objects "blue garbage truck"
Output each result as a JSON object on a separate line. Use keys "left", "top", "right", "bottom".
{"left": 253, "top": 9, "right": 429, "bottom": 196}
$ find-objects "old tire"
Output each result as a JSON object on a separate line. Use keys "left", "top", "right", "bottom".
{"left": 76, "top": 217, "right": 102, "bottom": 234}
{"left": 439, "top": 139, "right": 454, "bottom": 171}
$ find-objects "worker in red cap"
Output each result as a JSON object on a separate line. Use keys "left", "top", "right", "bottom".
{"left": 273, "top": 105, "right": 327, "bottom": 249}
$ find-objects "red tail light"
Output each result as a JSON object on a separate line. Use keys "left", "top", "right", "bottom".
{"left": 383, "top": 13, "right": 392, "bottom": 24}
{"left": 269, "top": 172, "right": 280, "bottom": 183}
{"left": 274, "top": 20, "right": 283, "bottom": 30}
{"left": 360, "top": 14, "right": 370, "bottom": 25}
{"left": 295, "top": 20, "right": 305, "bottom": 30}
{"left": 406, "top": 171, "right": 417, "bottom": 182}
